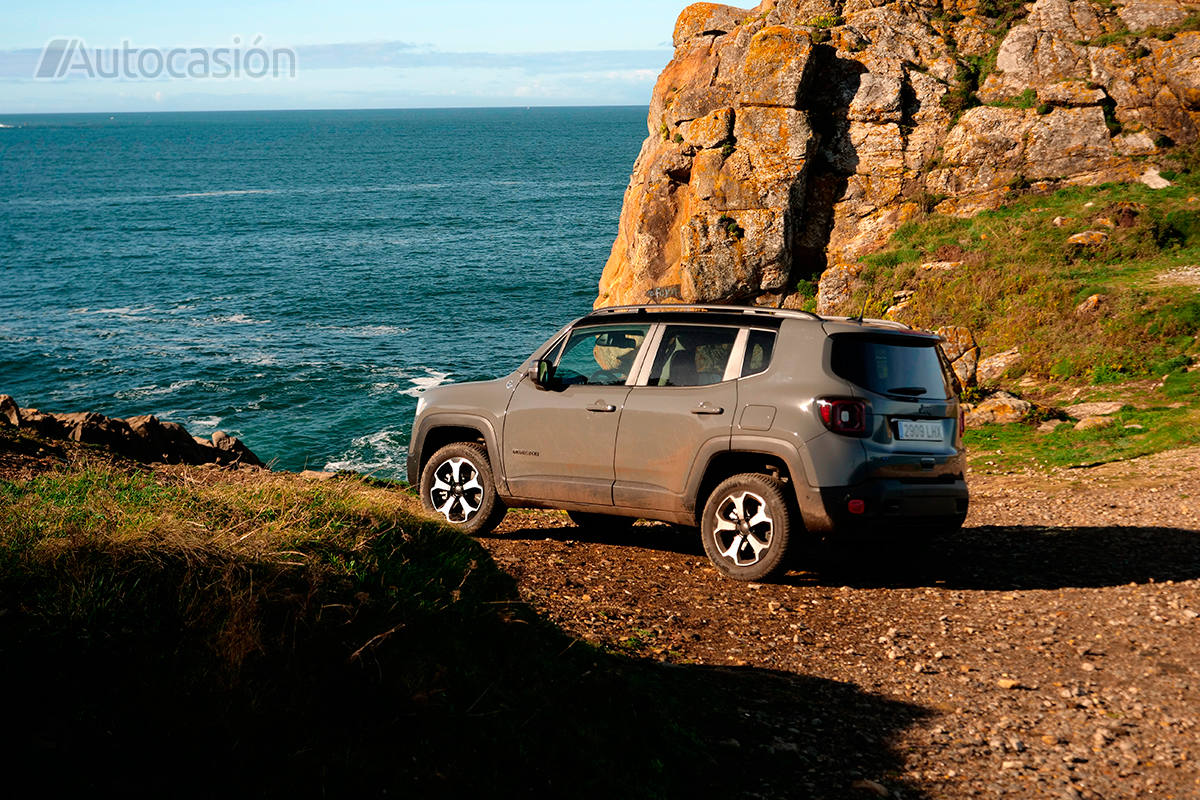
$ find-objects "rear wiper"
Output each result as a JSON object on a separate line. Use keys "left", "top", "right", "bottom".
{"left": 887, "top": 386, "right": 927, "bottom": 396}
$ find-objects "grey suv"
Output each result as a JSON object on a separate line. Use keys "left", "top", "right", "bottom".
{"left": 407, "top": 305, "right": 968, "bottom": 581}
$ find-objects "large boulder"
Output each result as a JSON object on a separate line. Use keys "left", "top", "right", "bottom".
{"left": 936, "top": 326, "right": 981, "bottom": 388}
{"left": 965, "top": 392, "right": 1034, "bottom": 427}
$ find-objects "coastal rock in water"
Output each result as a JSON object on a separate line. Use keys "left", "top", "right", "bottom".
{"left": 596, "top": 0, "right": 1190, "bottom": 308}
{"left": 211, "top": 430, "right": 265, "bottom": 467}
{"left": 7, "top": 398, "right": 263, "bottom": 468}
{"left": 0, "top": 395, "right": 19, "bottom": 427}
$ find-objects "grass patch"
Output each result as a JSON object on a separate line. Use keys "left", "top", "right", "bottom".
{"left": 844, "top": 172, "right": 1200, "bottom": 382}
{"left": 966, "top": 404, "right": 1200, "bottom": 471}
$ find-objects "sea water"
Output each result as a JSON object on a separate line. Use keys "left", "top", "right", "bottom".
{"left": 0, "top": 107, "right": 646, "bottom": 475}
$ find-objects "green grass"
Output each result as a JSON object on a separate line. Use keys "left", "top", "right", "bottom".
{"left": 966, "top": 404, "right": 1200, "bottom": 471}
{"left": 844, "top": 167, "right": 1200, "bottom": 382}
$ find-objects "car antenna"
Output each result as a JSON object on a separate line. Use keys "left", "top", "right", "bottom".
{"left": 851, "top": 295, "right": 869, "bottom": 323}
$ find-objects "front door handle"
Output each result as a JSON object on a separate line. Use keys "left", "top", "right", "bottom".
{"left": 691, "top": 403, "right": 724, "bottom": 415}
{"left": 587, "top": 402, "right": 617, "bottom": 413}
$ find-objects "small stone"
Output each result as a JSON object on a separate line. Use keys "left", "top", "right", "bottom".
{"left": 1038, "top": 419, "right": 1066, "bottom": 433}
{"left": 850, "top": 778, "right": 889, "bottom": 797}
{"left": 1053, "top": 216, "right": 1069, "bottom": 227}
{"left": 1067, "top": 230, "right": 1108, "bottom": 247}
{"left": 1074, "top": 416, "right": 1114, "bottom": 431}
{"left": 1081, "top": 662, "right": 1097, "bottom": 672}
{"left": 1074, "top": 293, "right": 1106, "bottom": 318}
{"left": 0, "top": 395, "right": 19, "bottom": 427}
{"left": 997, "top": 678, "right": 1020, "bottom": 690}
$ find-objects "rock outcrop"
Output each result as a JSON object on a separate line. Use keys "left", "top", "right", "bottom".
{"left": 597, "top": 0, "right": 1198, "bottom": 308}
{"left": 0, "top": 395, "right": 263, "bottom": 467}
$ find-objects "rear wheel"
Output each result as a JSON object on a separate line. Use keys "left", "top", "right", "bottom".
{"left": 700, "top": 473, "right": 792, "bottom": 581}
{"left": 420, "top": 442, "right": 507, "bottom": 535}
{"left": 567, "top": 510, "right": 636, "bottom": 533}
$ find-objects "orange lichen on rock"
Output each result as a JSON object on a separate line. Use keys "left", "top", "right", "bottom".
{"left": 598, "top": 0, "right": 1193, "bottom": 311}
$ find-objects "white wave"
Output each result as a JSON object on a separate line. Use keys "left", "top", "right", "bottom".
{"left": 324, "top": 428, "right": 408, "bottom": 477}
{"left": 115, "top": 379, "right": 200, "bottom": 400}
{"left": 175, "top": 189, "right": 277, "bottom": 198}
{"left": 203, "top": 314, "right": 270, "bottom": 325}
{"left": 188, "top": 415, "right": 222, "bottom": 432}
{"left": 400, "top": 369, "right": 450, "bottom": 398}
{"left": 0, "top": 123, "right": 13, "bottom": 129}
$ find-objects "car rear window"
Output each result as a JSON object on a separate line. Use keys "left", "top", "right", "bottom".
{"left": 741, "top": 329, "right": 776, "bottom": 377}
{"left": 830, "top": 333, "right": 952, "bottom": 399}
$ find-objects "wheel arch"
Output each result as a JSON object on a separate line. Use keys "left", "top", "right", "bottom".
{"left": 687, "top": 438, "right": 833, "bottom": 533}
{"left": 412, "top": 414, "right": 500, "bottom": 484}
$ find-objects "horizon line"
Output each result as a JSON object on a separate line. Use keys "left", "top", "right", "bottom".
{"left": 0, "top": 102, "right": 653, "bottom": 117}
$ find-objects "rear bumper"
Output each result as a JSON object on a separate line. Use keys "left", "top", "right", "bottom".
{"left": 814, "top": 478, "right": 968, "bottom": 534}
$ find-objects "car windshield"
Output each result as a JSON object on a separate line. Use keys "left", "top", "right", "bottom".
{"left": 830, "top": 333, "right": 952, "bottom": 399}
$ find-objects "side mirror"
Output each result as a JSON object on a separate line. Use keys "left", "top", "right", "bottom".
{"left": 529, "top": 358, "right": 555, "bottom": 390}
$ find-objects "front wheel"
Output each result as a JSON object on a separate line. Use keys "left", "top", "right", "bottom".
{"left": 420, "top": 442, "right": 507, "bottom": 535}
{"left": 700, "top": 473, "right": 792, "bottom": 581}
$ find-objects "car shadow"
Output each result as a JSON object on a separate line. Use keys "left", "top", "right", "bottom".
{"left": 492, "top": 518, "right": 1200, "bottom": 591}
{"left": 788, "top": 524, "right": 1200, "bottom": 590}
{"left": 485, "top": 520, "right": 708, "bottom": 557}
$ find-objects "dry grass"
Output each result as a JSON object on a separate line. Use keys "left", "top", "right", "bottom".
{"left": 0, "top": 442, "right": 747, "bottom": 797}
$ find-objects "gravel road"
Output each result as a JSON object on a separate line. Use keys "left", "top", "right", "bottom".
{"left": 480, "top": 448, "right": 1200, "bottom": 799}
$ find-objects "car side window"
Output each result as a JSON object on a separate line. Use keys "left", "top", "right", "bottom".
{"left": 741, "top": 330, "right": 777, "bottom": 377}
{"left": 647, "top": 325, "right": 739, "bottom": 387}
{"left": 554, "top": 325, "right": 649, "bottom": 386}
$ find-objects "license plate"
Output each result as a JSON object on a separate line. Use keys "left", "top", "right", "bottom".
{"left": 897, "top": 419, "right": 943, "bottom": 442}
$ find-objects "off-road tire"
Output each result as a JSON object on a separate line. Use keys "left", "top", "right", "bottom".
{"left": 700, "top": 472, "right": 792, "bottom": 581}
{"left": 420, "top": 442, "right": 507, "bottom": 535}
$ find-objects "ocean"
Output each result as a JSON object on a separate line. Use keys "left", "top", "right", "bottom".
{"left": 0, "top": 107, "right": 647, "bottom": 476}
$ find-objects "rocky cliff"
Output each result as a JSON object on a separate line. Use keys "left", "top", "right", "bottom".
{"left": 596, "top": 0, "right": 1199, "bottom": 310}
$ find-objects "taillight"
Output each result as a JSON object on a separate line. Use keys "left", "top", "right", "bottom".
{"left": 817, "top": 398, "right": 868, "bottom": 436}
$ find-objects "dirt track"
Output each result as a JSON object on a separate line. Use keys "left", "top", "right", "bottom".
{"left": 480, "top": 448, "right": 1200, "bottom": 799}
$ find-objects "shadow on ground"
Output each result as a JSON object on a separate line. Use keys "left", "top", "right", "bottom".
{"left": 487, "top": 519, "right": 705, "bottom": 557}
{"left": 0, "top": 528, "right": 926, "bottom": 800}
{"left": 493, "top": 517, "right": 1200, "bottom": 591}
{"left": 801, "top": 525, "right": 1200, "bottom": 590}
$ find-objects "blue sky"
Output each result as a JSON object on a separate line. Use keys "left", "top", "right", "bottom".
{"left": 0, "top": 0, "right": 684, "bottom": 112}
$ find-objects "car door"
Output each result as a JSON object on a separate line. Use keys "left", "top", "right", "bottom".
{"left": 613, "top": 324, "right": 742, "bottom": 512}
{"left": 503, "top": 323, "right": 651, "bottom": 506}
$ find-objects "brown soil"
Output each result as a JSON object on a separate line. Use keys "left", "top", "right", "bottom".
{"left": 480, "top": 449, "right": 1200, "bottom": 799}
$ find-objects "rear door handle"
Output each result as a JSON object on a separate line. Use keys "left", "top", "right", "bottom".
{"left": 587, "top": 402, "right": 617, "bottom": 413}
{"left": 691, "top": 403, "right": 724, "bottom": 415}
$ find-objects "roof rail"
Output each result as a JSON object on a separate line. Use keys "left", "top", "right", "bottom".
{"left": 821, "top": 315, "right": 914, "bottom": 331}
{"left": 586, "top": 303, "right": 824, "bottom": 322}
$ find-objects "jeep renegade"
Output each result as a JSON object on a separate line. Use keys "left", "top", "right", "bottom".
{"left": 407, "top": 305, "right": 968, "bottom": 581}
